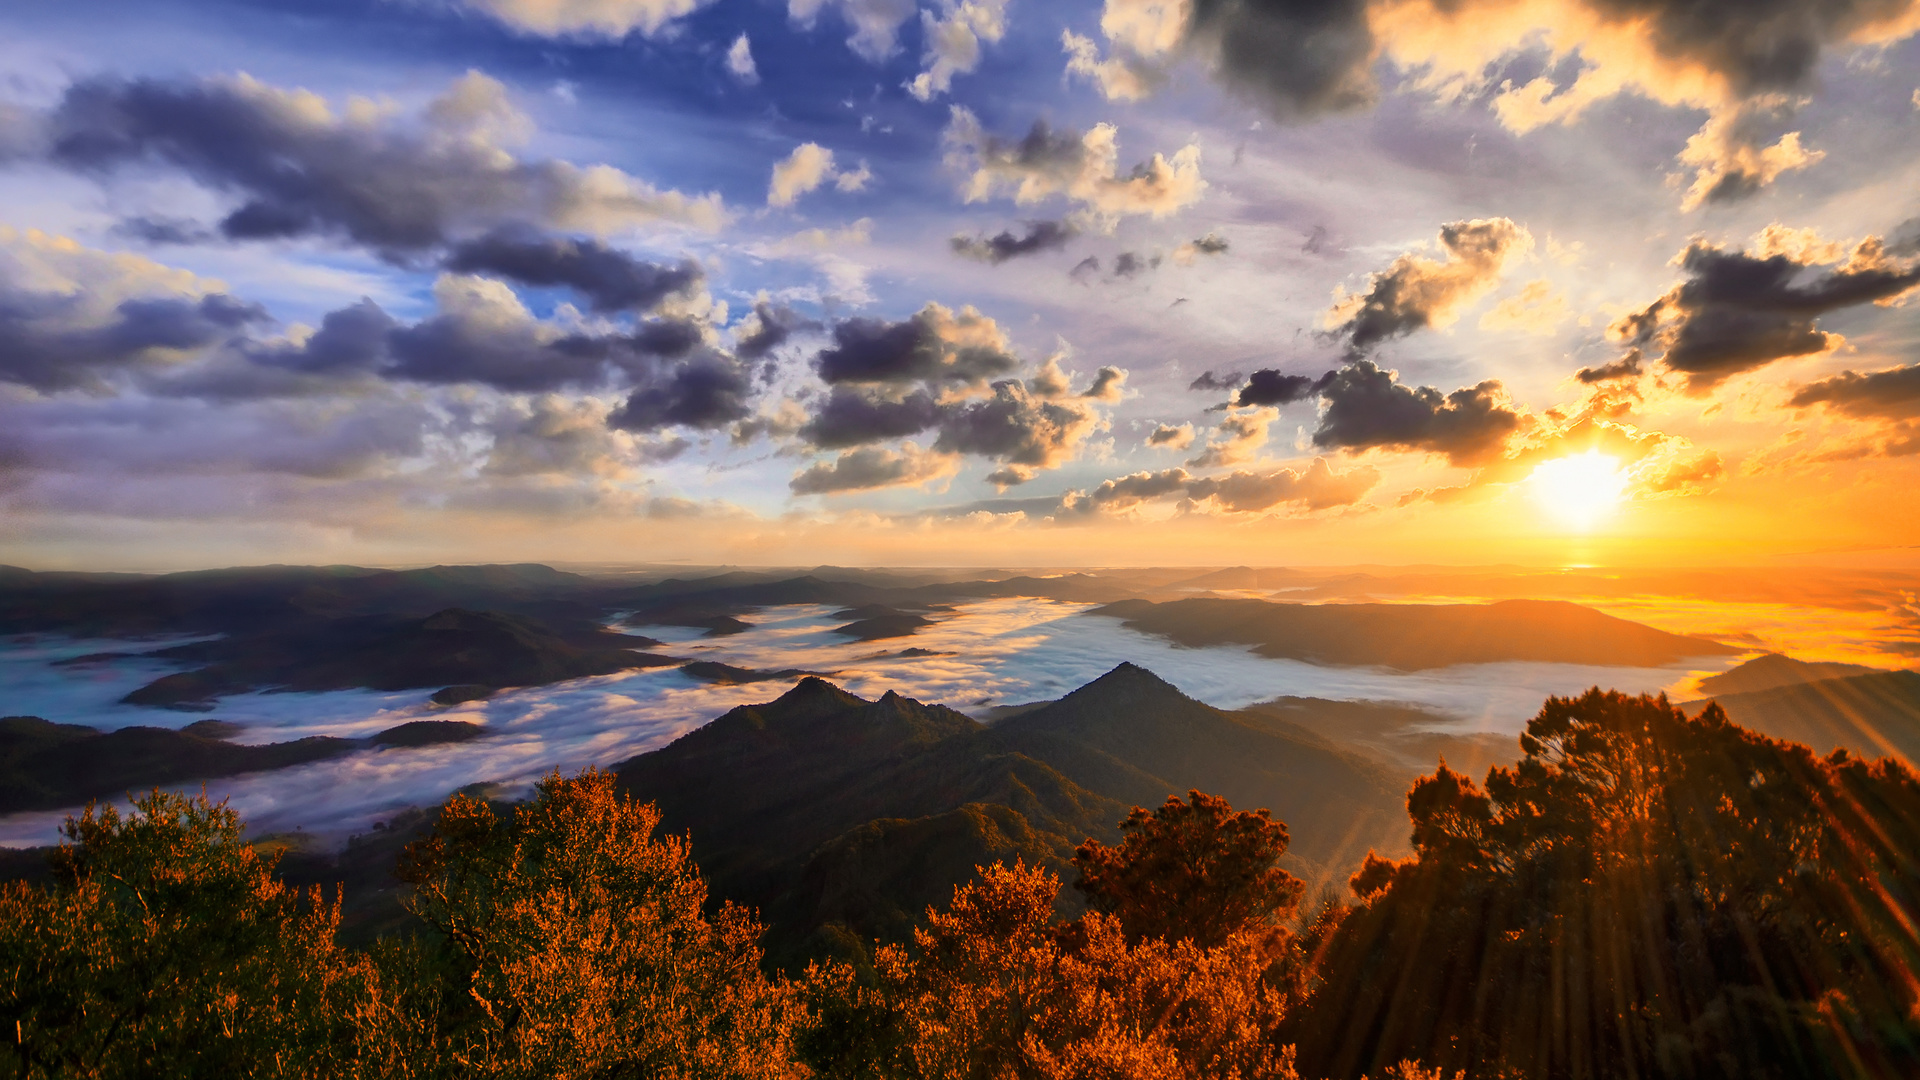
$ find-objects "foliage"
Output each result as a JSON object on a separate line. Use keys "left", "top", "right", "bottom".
{"left": 394, "top": 767, "right": 810, "bottom": 1079}
{"left": 1073, "top": 789, "right": 1303, "bottom": 950}
{"left": 806, "top": 859, "right": 1297, "bottom": 1080}
{"left": 1293, "top": 689, "right": 1920, "bottom": 1080}
{"left": 0, "top": 789, "right": 393, "bottom": 1078}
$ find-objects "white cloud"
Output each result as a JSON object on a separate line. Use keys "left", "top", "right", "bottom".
{"left": 455, "top": 0, "right": 714, "bottom": 38}
{"left": 907, "top": 0, "right": 1009, "bottom": 101}
{"left": 726, "top": 33, "right": 760, "bottom": 84}
{"left": 768, "top": 143, "right": 870, "bottom": 207}
{"left": 788, "top": 0, "right": 919, "bottom": 62}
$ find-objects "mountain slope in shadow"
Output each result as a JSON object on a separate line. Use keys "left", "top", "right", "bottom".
{"left": 1695, "top": 652, "right": 1881, "bottom": 696}
{"left": 613, "top": 662, "right": 1416, "bottom": 966}
{"left": 1687, "top": 669, "right": 1920, "bottom": 765}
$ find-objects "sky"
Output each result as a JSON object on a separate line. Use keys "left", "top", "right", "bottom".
{"left": 0, "top": 0, "right": 1917, "bottom": 571}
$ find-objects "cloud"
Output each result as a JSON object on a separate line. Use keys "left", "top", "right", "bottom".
{"left": 42, "top": 71, "right": 725, "bottom": 258}
{"left": 790, "top": 442, "right": 955, "bottom": 494}
{"left": 734, "top": 301, "right": 819, "bottom": 359}
{"left": 1611, "top": 230, "right": 1920, "bottom": 391}
{"left": 797, "top": 387, "right": 943, "bottom": 448}
{"left": 1236, "top": 368, "right": 1328, "bottom": 407}
{"left": 111, "top": 215, "right": 217, "bottom": 246}
{"left": 1064, "top": 0, "right": 1375, "bottom": 118}
{"left": 814, "top": 302, "right": 1020, "bottom": 387}
{"left": 1790, "top": 364, "right": 1920, "bottom": 422}
{"left": 1186, "top": 406, "right": 1276, "bottom": 468}
{"left": 1111, "top": 251, "right": 1160, "bottom": 278}
{"left": 1184, "top": 457, "right": 1381, "bottom": 511}
{"left": 944, "top": 108, "right": 1205, "bottom": 230}
{"left": 1060, "top": 467, "right": 1193, "bottom": 515}
{"left": 380, "top": 275, "right": 696, "bottom": 392}
{"left": 1058, "top": 456, "right": 1380, "bottom": 516}
{"left": 1082, "top": 366, "right": 1128, "bottom": 402}
{"left": 608, "top": 354, "right": 755, "bottom": 431}
{"left": 1327, "top": 217, "right": 1533, "bottom": 356}
{"left": 908, "top": 0, "right": 1008, "bottom": 101}
{"left": 788, "top": 0, "right": 919, "bottom": 61}
{"left": 726, "top": 34, "right": 760, "bottom": 84}
{"left": 1172, "top": 232, "right": 1228, "bottom": 265}
{"left": 1479, "top": 279, "right": 1568, "bottom": 335}
{"left": 1575, "top": 354, "right": 1644, "bottom": 385}
{"left": 1674, "top": 101, "right": 1824, "bottom": 210}
{"left": 1312, "top": 359, "right": 1524, "bottom": 466}
{"left": 443, "top": 227, "right": 701, "bottom": 312}
{"left": 950, "top": 220, "right": 1076, "bottom": 264}
{"left": 481, "top": 394, "right": 643, "bottom": 477}
{"left": 0, "top": 226, "right": 269, "bottom": 392}
{"left": 769, "top": 143, "right": 871, "bottom": 208}
{"left": 934, "top": 378, "right": 1109, "bottom": 486}
{"left": 1146, "top": 422, "right": 1194, "bottom": 449}
{"left": 453, "top": 0, "right": 713, "bottom": 37}
{"left": 1187, "top": 369, "right": 1242, "bottom": 392}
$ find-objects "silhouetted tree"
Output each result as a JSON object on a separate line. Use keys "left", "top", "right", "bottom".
{"left": 1293, "top": 689, "right": 1920, "bottom": 1080}
{"left": 1074, "top": 790, "right": 1304, "bottom": 950}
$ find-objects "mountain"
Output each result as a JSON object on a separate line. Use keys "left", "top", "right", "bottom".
{"left": 986, "top": 664, "right": 1413, "bottom": 879}
{"left": 121, "top": 608, "right": 679, "bottom": 709}
{"left": 1695, "top": 652, "right": 1882, "bottom": 696}
{"left": 1688, "top": 670, "right": 1920, "bottom": 764}
{"left": 1090, "top": 597, "right": 1738, "bottom": 669}
{"left": 613, "top": 663, "right": 1417, "bottom": 965}
{"left": 0, "top": 715, "right": 483, "bottom": 814}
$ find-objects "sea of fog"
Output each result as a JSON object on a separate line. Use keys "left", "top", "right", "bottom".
{"left": 0, "top": 599, "right": 1741, "bottom": 847}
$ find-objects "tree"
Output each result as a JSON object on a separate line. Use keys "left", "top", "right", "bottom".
{"left": 0, "top": 790, "right": 387, "bottom": 1079}
{"left": 1294, "top": 689, "right": 1920, "bottom": 1080}
{"left": 1073, "top": 790, "right": 1304, "bottom": 950}
{"left": 395, "top": 768, "right": 810, "bottom": 1079}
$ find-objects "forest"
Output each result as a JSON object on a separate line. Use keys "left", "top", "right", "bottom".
{"left": 3, "top": 687, "right": 1918, "bottom": 1079}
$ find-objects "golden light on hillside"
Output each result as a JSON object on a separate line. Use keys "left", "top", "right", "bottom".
{"left": 1527, "top": 451, "right": 1627, "bottom": 532}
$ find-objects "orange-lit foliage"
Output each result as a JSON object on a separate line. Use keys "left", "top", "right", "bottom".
{"left": 1075, "top": 790, "right": 1304, "bottom": 950}
{"left": 396, "top": 768, "right": 809, "bottom": 1078}
{"left": 851, "top": 860, "right": 1297, "bottom": 1079}
{"left": 1294, "top": 689, "right": 1920, "bottom": 1080}
{"left": 0, "top": 790, "right": 391, "bottom": 1078}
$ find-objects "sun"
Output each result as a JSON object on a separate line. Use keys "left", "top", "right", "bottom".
{"left": 1527, "top": 451, "right": 1628, "bottom": 531}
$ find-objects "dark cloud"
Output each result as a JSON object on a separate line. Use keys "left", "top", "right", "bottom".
{"left": 1582, "top": 0, "right": 1913, "bottom": 98}
{"left": 1146, "top": 423, "right": 1195, "bottom": 448}
{"left": 1111, "top": 251, "right": 1161, "bottom": 278}
{"left": 1575, "top": 353, "right": 1644, "bottom": 385}
{"left": 1612, "top": 235, "right": 1920, "bottom": 390}
{"left": 1789, "top": 364, "right": 1920, "bottom": 421}
{"left": 814, "top": 305, "right": 1019, "bottom": 387}
{"left": 1330, "top": 218, "right": 1531, "bottom": 356}
{"left": 949, "top": 220, "right": 1075, "bottom": 264}
{"left": 608, "top": 356, "right": 754, "bottom": 432}
{"left": 932, "top": 379, "right": 1104, "bottom": 485}
{"left": 1302, "top": 225, "right": 1332, "bottom": 254}
{"left": 386, "top": 308, "right": 698, "bottom": 393}
{"left": 1188, "top": 370, "right": 1244, "bottom": 392}
{"left": 111, "top": 215, "right": 216, "bottom": 246}
{"left": 1185, "top": 0, "right": 1376, "bottom": 119}
{"left": 1188, "top": 232, "right": 1229, "bottom": 256}
{"left": 1236, "top": 368, "right": 1329, "bottom": 407}
{"left": 1060, "top": 468, "right": 1192, "bottom": 515}
{"left": 43, "top": 72, "right": 719, "bottom": 259}
{"left": 1312, "top": 360, "right": 1524, "bottom": 465}
{"left": 735, "top": 302, "right": 818, "bottom": 359}
{"left": 443, "top": 228, "right": 701, "bottom": 313}
{"left": 797, "top": 388, "right": 941, "bottom": 449}
{"left": 0, "top": 289, "right": 268, "bottom": 391}
{"left": 1069, "top": 256, "right": 1101, "bottom": 281}
{"left": 1083, "top": 366, "right": 1128, "bottom": 402}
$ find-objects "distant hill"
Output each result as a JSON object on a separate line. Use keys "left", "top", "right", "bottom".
{"left": 1091, "top": 597, "right": 1738, "bottom": 670}
{"left": 614, "top": 663, "right": 1416, "bottom": 965}
{"left": 1687, "top": 670, "right": 1920, "bottom": 765}
{"left": 121, "top": 608, "right": 680, "bottom": 709}
{"left": 0, "top": 715, "right": 483, "bottom": 814}
{"left": 1695, "top": 652, "right": 1881, "bottom": 696}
